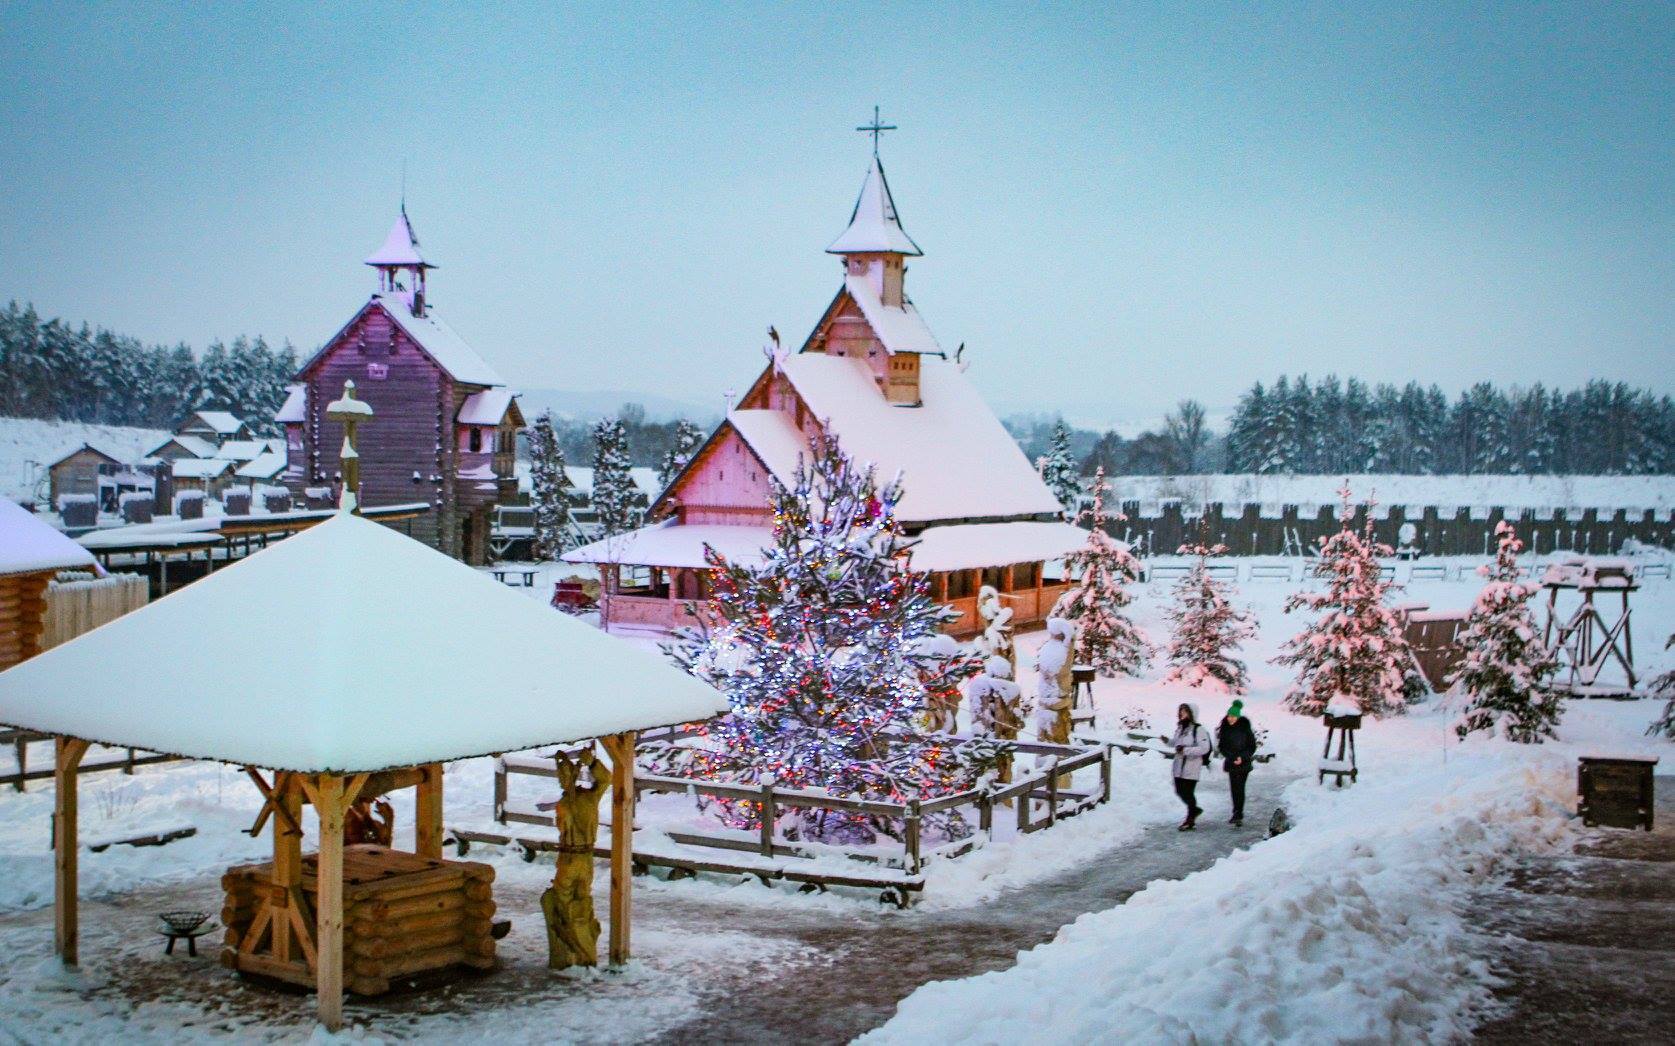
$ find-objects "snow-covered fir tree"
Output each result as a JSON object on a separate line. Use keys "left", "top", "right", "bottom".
{"left": 1447, "top": 522, "right": 1563, "bottom": 742}
{"left": 1273, "top": 484, "right": 1421, "bottom": 717}
{"left": 658, "top": 419, "right": 704, "bottom": 487}
{"left": 1036, "top": 420, "right": 1082, "bottom": 515}
{"left": 589, "top": 416, "right": 636, "bottom": 538}
{"left": 528, "top": 410, "right": 571, "bottom": 560}
{"left": 1163, "top": 531, "right": 1256, "bottom": 692}
{"left": 1645, "top": 634, "right": 1675, "bottom": 740}
{"left": 659, "top": 434, "right": 983, "bottom": 842}
{"left": 1055, "top": 468, "right": 1150, "bottom": 676}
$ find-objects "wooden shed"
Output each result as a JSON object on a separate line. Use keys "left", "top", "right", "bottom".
{"left": 0, "top": 507, "right": 727, "bottom": 1030}
{"left": 0, "top": 498, "right": 99, "bottom": 671}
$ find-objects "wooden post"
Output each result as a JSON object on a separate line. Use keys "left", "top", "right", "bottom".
{"left": 53, "top": 736, "right": 90, "bottom": 964}
{"left": 904, "top": 799, "right": 922, "bottom": 874}
{"left": 271, "top": 773, "right": 303, "bottom": 964}
{"left": 310, "top": 772, "right": 365, "bottom": 1033}
{"left": 600, "top": 731, "right": 638, "bottom": 966}
{"left": 758, "top": 778, "right": 776, "bottom": 857}
{"left": 415, "top": 762, "right": 444, "bottom": 859}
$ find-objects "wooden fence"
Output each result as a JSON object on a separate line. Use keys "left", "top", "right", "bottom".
{"left": 42, "top": 573, "right": 149, "bottom": 650}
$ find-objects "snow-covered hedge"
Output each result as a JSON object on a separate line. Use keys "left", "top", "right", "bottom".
{"left": 863, "top": 753, "right": 1574, "bottom": 1045}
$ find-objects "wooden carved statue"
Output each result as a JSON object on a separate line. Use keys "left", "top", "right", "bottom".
{"left": 541, "top": 747, "right": 607, "bottom": 969}
{"left": 343, "top": 797, "right": 394, "bottom": 847}
{"left": 967, "top": 655, "right": 1024, "bottom": 790}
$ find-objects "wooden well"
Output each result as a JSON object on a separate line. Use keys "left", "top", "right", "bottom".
{"left": 222, "top": 844, "right": 496, "bottom": 995}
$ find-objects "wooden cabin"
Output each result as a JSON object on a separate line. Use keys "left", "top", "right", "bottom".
{"left": 279, "top": 209, "right": 524, "bottom": 565}
{"left": 46, "top": 444, "right": 124, "bottom": 508}
{"left": 0, "top": 498, "right": 99, "bottom": 671}
{"left": 146, "top": 433, "right": 220, "bottom": 464}
{"left": 177, "top": 410, "right": 250, "bottom": 444}
{"left": 566, "top": 154, "right": 1084, "bottom": 636}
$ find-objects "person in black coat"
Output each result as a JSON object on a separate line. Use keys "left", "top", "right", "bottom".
{"left": 1216, "top": 700, "right": 1257, "bottom": 826}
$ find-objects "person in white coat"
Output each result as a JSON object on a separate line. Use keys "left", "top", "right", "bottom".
{"left": 1170, "top": 702, "right": 1213, "bottom": 830}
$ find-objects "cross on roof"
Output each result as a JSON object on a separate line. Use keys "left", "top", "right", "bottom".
{"left": 856, "top": 105, "right": 897, "bottom": 156}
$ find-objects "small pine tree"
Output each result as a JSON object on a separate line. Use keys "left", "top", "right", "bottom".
{"left": 590, "top": 416, "right": 636, "bottom": 538}
{"left": 1163, "top": 530, "right": 1256, "bottom": 692}
{"left": 1055, "top": 468, "right": 1151, "bottom": 676}
{"left": 659, "top": 419, "right": 704, "bottom": 487}
{"left": 1645, "top": 634, "right": 1675, "bottom": 740}
{"left": 659, "top": 434, "right": 983, "bottom": 842}
{"left": 529, "top": 410, "right": 571, "bottom": 560}
{"left": 1448, "top": 522, "right": 1563, "bottom": 742}
{"left": 1274, "top": 483, "right": 1419, "bottom": 717}
{"left": 1037, "top": 420, "right": 1082, "bottom": 516}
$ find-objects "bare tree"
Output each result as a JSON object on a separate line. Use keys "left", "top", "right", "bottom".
{"left": 1163, "top": 399, "right": 1208, "bottom": 473}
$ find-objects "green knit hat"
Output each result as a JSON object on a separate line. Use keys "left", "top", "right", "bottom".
{"left": 1226, "top": 700, "right": 1244, "bottom": 719}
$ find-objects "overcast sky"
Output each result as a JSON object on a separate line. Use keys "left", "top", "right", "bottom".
{"left": 2, "top": 3, "right": 1669, "bottom": 427}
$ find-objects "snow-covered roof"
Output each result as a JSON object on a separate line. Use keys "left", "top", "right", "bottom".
{"left": 172, "top": 458, "right": 235, "bottom": 479}
{"left": 555, "top": 465, "right": 661, "bottom": 500}
{"left": 148, "top": 434, "right": 220, "bottom": 459}
{"left": 907, "top": 521, "right": 1088, "bottom": 572}
{"left": 0, "top": 498, "right": 97, "bottom": 577}
{"left": 826, "top": 156, "right": 922, "bottom": 256}
{"left": 779, "top": 353, "right": 1062, "bottom": 523}
{"left": 235, "top": 450, "right": 287, "bottom": 480}
{"left": 214, "top": 439, "right": 268, "bottom": 462}
{"left": 46, "top": 441, "right": 125, "bottom": 468}
{"left": 188, "top": 411, "right": 245, "bottom": 435}
{"left": 564, "top": 520, "right": 773, "bottom": 569}
{"left": 275, "top": 384, "right": 306, "bottom": 424}
{"left": 0, "top": 511, "right": 727, "bottom": 771}
{"left": 841, "top": 275, "right": 943, "bottom": 357}
{"left": 372, "top": 294, "right": 503, "bottom": 387}
{"left": 363, "top": 209, "right": 433, "bottom": 268}
{"left": 458, "top": 388, "right": 518, "bottom": 425}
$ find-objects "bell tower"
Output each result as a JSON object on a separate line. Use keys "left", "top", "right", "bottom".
{"left": 364, "top": 205, "right": 436, "bottom": 317}
{"left": 826, "top": 109, "right": 922, "bottom": 308}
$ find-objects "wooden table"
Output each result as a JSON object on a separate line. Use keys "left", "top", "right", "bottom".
{"left": 492, "top": 569, "right": 537, "bottom": 587}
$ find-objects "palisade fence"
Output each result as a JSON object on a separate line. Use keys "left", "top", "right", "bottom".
{"left": 42, "top": 572, "right": 149, "bottom": 650}
{"left": 1106, "top": 501, "right": 1675, "bottom": 559}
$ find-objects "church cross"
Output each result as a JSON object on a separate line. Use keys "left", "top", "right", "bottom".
{"left": 856, "top": 105, "right": 896, "bottom": 156}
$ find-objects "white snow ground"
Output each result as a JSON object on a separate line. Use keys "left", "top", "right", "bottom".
{"left": 0, "top": 550, "right": 1670, "bottom": 1041}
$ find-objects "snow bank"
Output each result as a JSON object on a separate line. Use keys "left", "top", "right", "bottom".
{"left": 863, "top": 751, "right": 1576, "bottom": 1045}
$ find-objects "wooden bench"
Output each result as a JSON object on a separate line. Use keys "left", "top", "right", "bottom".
{"left": 1408, "top": 565, "right": 1449, "bottom": 582}
{"left": 1247, "top": 564, "right": 1293, "bottom": 582}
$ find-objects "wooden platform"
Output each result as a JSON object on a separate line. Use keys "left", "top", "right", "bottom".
{"left": 221, "top": 844, "right": 497, "bottom": 996}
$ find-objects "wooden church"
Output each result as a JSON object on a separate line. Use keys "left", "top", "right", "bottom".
{"left": 278, "top": 209, "right": 522, "bottom": 564}
{"left": 566, "top": 135, "right": 1086, "bottom": 635}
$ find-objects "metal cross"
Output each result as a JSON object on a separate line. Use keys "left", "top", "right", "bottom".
{"left": 856, "top": 105, "right": 896, "bottom": 156}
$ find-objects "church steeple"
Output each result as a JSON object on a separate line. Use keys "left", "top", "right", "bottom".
{"left": 364, "top": 205, "right": 436, "bottom": 316}
{"left": 827, "top": 110, "right": 920, "bottom": 308}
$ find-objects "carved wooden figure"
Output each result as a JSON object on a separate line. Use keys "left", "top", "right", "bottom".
{"left": 541, "top": 748, "right": 607, "bottom": 969}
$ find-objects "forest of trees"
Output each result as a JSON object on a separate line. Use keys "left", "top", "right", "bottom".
{"left": 0, "top": 301, "right": 296, "bottom": 434}
{"left": 1224, "top": 375, "right": 1675, "bottom": 475}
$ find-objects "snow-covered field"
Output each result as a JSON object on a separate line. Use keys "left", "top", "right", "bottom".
{"left": 0, "top": 552, "right": 1670, "bottom": 1041}
{"left": 1105, "top": 473, "right": 1675, "bottom": 512}
{"left": 0, "top": 416, "right": 170, "bottom": 504}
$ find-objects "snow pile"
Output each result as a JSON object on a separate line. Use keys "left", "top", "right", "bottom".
{"left": 864, "top": 752, "right": 1576, "bottom": 1045}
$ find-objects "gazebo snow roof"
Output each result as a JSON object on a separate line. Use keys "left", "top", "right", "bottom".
{"left": 0, "top": 498, "right": 97, "bottom": 577}
{"left": 0, "top": 510, "right": 727, "bottom": 771}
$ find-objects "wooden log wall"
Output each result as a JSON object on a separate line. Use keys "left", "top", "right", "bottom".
{"left": 0, "top": 571, "right": 52, "bottom": 671}
{"left": 1112, "top": 501, "right": 1675, "bottom": 558}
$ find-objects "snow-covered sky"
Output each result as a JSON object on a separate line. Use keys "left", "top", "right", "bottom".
{"left": 1, "top": 4, "right": 1670, "bottom": 427}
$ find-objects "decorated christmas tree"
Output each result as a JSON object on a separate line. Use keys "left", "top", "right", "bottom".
{"left": 1163, "top": 529, "right": 1256, "bottom": 692}
{"left": 1274, "top": 484, "right": 1420, "bottom": 717}
{"left": 1037, "top": 420, "right": 1082, "bottom": 516}
{"left": 528, "top": 410, "right": 571, "bottom": 560}
{"left": 1448, "top": 522, "right": 1563, "bottom": 742}
{"left": 1055, "top": 468, "right": 1150, "bottom": 677}
{"left": 1644, "top": 635, "right": 1674, "bottom": 740}
{"left": 660, "top": 434, "right": 983, "bottom": 841}
{"left": 590, "top": 415, "right": 636, "bottom": 538}
{"left": 659, "top": 418, "right": 704, "bottom": 487}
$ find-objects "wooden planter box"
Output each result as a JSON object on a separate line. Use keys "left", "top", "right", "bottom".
{"left": 1578, "top": 755, "right": 1658, "bottom": 831}
{"left": 222, "top": 844, "right": 497, "bottom": 995}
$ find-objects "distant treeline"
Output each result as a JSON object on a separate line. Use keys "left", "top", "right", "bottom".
{"left": 1225, "top": 376, "right": 1674, "bottom": 475}
{"left": 0, "top": 301, "right": 296, "bottom": 434}
{"left": 541, "top": 402, "right": 706, "bottom": 471}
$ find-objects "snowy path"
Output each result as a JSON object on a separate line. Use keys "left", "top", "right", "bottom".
{"left": 646, "top": 772, "right": 1292, "bottom": 1044}
{"left": 1472, "top": 775, "right": 1675, "bottom": 1043}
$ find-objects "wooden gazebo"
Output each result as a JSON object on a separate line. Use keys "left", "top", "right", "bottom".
{"left": 0, "top": 507, "right": 727, "bottom": 1030}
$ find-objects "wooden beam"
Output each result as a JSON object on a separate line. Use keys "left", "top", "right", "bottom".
{"left": 415, "top": 763, "right": 444, "bottom": 859}
{"left": 601, "top": 731, "right": 638, "bottom": 966}
{"left": 53, "top": 736, "right": 91, "bottom": 964}
{"left": 271, "top": 773, "right": 303, "bottom": 964}
{"left": 314, "top": 774, "right": 348, "bottom": 1032}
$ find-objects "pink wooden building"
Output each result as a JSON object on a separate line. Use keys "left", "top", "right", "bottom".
{"left": 566, "top": 154, "right": 1085, "bottom": 635}
{"left": 278, "top": 208, "right": 522, "bottom": 564}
